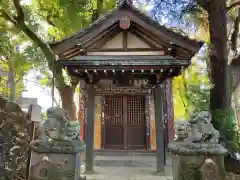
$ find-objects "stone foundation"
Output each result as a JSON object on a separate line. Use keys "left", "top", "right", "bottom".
{"left": 29, "top": 151, "right": 81, "bottom": 180}
{"left": 172, "top": 154, "right": 225, "bottom": 180}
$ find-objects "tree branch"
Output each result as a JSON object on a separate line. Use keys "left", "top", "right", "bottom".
{"left": 2, "top": 1, "right": 66, "bottom": 87}
{"left": 0, "top": 9, "right": 17, "bottom": 24}
{"left": 227, "top": 0, "right": 240, "bottom": 11}
{"left": 179, "top": 3, "right": 198, "bottom": 19}
{"left": 12, "top": 0, "right": 24, "bottom": 23}
{"left": 195, "top": 0, "right": 209, "bottom": 11}
{"left": 1, "top": 0, "right": 66, "bottom": 88}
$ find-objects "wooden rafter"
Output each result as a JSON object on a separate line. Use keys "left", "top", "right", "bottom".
{"left": 87, "top": 28, "right": 122, "bottom": 49}
{"left": 83, "top": 23, "right": 120, "bottom": 49}
{"left": 128, "top": 28, "right": 162, "bottom": 49}
{"left": 85, "top": 48, "right": 164, "bottom": 52}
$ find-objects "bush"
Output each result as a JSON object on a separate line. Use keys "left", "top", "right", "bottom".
{"left": 212, "top": 108, "right": 240, "bottom": 153}
{"left": 0, "top": 97, "right": 31, "bottom": 180}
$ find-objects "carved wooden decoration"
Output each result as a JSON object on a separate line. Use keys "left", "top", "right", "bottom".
{"left": 119, "top": 16, "right": 130, "bottom": 30}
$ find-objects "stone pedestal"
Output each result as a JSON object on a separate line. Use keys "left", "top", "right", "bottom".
{"left": 29, "top": 151, "right": 82, "bottom": 180}
{"left": 169, "top": 142, "right": 228, "bottom": 180}
{"left": 28, "top": 107, "right": 86, "bottom": 180}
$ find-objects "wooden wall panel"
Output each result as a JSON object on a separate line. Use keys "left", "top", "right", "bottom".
{"left": 94, "top": 96, "right": 102, "bottom": 150}
{"left": 149, "top": 95, "right": 156, "bottom": 150}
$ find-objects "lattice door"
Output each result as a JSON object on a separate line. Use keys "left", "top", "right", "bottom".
{"left": 126, "top": 96, "right": 146, "bottom": 149}
{"left": 104, "top": 95, "right": 146, "bottom": 150}
{"left": 104, "top": 96, "right": 124, "bottom": 149}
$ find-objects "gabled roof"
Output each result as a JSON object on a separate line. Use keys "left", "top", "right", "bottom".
{"left": 50, "top": 0, "right": 203, "bottom": 57}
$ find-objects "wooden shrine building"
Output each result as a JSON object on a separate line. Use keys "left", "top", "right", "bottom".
{"left": 50, "top": 0, "right": 203, "bottom": 173}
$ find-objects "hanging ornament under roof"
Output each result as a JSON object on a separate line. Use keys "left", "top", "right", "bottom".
{"left": 119, "top": 16, "right": 130, "bottom": 30}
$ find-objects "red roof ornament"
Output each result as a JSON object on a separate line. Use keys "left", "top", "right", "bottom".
{"left": 119, "top": 16, "right": 130, "bottom": 30}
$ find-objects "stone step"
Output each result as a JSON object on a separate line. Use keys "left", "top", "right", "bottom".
{"left": 95, "top": 150, "right": 156, "bottom": 157}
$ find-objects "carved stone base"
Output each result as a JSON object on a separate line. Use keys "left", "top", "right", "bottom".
{"left": 172, "top": 155, "right": 226, "bottom": 180}
{"left": 29, "top": 151, "right": 82, "bottom": 180}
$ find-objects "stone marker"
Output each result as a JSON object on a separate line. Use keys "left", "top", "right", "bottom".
{"left": 169, "top": 111, "right": 228, "bottom": 180}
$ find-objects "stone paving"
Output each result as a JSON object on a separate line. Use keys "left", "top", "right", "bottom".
{"left": 82, "top": 155, "right": 173, "bottom": 180}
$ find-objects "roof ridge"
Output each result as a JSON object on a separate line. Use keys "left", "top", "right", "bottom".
{"left": 49, "top": 0, "right": 203, "bottom": 53}
{"left": 49, "top": 0, "right": 136, "bottom": 45}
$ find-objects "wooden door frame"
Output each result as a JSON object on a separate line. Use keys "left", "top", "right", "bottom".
{"left": 101, "top": 96, "right": 105, "bottom": 150}
{"left": 101, "top": 94, "right": 150, "bottom": 150}
{"left": 123, "top": 96, "right": 128, "bottom": 150}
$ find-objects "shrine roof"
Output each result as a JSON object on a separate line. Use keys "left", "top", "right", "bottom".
{"left": 59, "top": 55, "right": 189, "bottom": 66}
{"left": 49, "top": 0, "right": 203, "bottom": 56}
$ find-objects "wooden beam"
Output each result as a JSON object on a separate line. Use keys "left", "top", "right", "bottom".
{"left": 123, "top": 31, "right": 128, "bottom": 49}
{"left": 93, "top": 69, "right": 99, "bottom": 76}
{"left": 131, "top": 23, "right": 171, "bottom": 48}
{"left": 129, "top": 27, "right": 162, "bottom": 49}
{"left": 153, "top": 86, "right": 165, "bottom": 172}
{"left": 51, "top": 12, "right": 122, "bottom": 54}
{"left": 131, "top": 23, "right": 195, "bottom": 59}
{"left": 84, "top": 70, "right": 92, "bottom": 83}
{"left": 84, "top": 23, "right": 120, "bottom": 49}
{"left": 124, "top": 10, "right": 201, "bottom": 52}
{"left": 65, "top": 50, "right": 84, "bottom": 59}
{"left": 62, "top": 46, "right": 79, "bottom": 56}
{"left": 112, "top": 69, "right": 116, "bottom": 76}
{"left": 158, "top": 69, "right": 171, "bottom": 84}
{"left": 104, "top": 69, "right": 108, "bottom": 76}
{"left": 86, "top": 48, "right": 164, "bottom": 52}
{"left": 85, "top": 85, "right": 95, "bottom": 173}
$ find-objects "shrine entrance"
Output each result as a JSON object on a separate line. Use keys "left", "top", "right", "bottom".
{"left": 104, "top": 95, "right": 146, "bottom": 150}
{"left": 51, "top": 0, "right": 203, "bottom": 172}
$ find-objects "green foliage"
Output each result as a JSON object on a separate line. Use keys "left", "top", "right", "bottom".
{"left": 0, "top": 97, "right": 31, "bottom": 180}
{"left": 186, "top": 85, "right": 210, "bottom": 113}
{"left": 41, "top": 111, "right": 47, "bottom": 120}
{"left": 173, "top": 53, "right": 210, "bottom": 119}
{"left": 0, "top": 28, "right": 44, "bottom": 99}
{"left": 212, "top": 108, "right": 240, "bottom": 152}
{"left": 32, "top": 0, "right": 116, "bottom": 39}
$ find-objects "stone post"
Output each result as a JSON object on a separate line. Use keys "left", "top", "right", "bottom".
{"left": 169, "top": 111, "right": 228, "bottom": 180}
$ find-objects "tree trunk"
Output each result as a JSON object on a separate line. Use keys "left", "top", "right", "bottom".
{"left": 8, "top": 63, "right": 16, "bottom": 102}
{"left": 58, "top": 86, "right": 76, "bottom": 121}
{"left": 207, "top": 0, "right": 231, "bottom": 110}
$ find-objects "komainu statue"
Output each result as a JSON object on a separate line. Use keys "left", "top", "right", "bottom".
{"left": 174, "top": 111, "right": 220, "bottom": 144}
{"left": 29, "top": 107, "right": 85, "bottom": 180}
{"left": 174, "top": 120, "right": 191, "bottom": 141}
{"left": 30, "top": 107, "right": 85, "bottom": 153}
{"left": 169, "top": 111, "right": 227, "bottom": 180}
{"left": 187, "top": 111, "right": 220, "bottom": 143}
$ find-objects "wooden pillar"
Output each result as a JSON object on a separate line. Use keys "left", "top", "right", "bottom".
{"left": 153, "top": 86, "right": 165, "bottom": 172}
{"left": 145, "top": 95, "right": 150, "bottom": 150}
{"left": 166, "top": 79, "right": 174, "bottom": 142}
{"left": 162, "top": 82, "right": 168, "bottom": 152}
{"left": 78, "top": 92, "right": 86, "bottom": 140}
{"left": 85, "top": 85, "right": 95, "bottom": 172}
